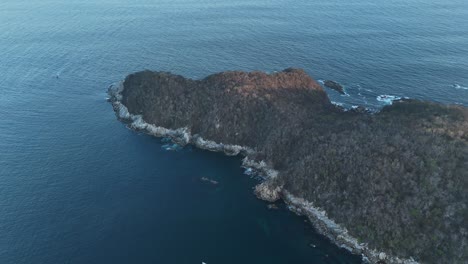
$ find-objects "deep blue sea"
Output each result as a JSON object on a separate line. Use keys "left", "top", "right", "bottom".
{"left": 1, "top": 1, "right": 467, "bottom": 263}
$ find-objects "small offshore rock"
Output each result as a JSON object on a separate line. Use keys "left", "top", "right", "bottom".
{"left": 324, "top": 80, "right": 345, "bottom": 94}
{"left": 267, "top": 204, "right": 279, "bottom": 210}
{"left": 254, "top": 181, "right": 282, "bottom": 202}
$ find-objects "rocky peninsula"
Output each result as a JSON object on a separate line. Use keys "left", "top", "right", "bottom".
{"left": 108, "top": 69, "right": 467, "bottom": 264}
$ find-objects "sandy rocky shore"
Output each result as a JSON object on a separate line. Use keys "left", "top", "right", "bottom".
{"left": 108, "top": 81, "right": 419, "bottom": 264}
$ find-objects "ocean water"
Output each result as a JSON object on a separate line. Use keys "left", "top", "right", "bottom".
{"left": 1, "top": 0, "right": 467, "bottom": 263}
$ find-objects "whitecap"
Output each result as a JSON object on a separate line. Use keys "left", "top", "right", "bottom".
{"left": 453, "top": 84, "right": 468, "bottom": 90}
{"left": 376, "top": 95, "right": 401, "bottom": 105}
{"left": 331, "top": 101, "right": 344, "bottom": 106}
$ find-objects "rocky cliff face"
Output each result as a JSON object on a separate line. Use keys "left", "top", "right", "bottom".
{"left": 111, "top": 69, "right": 467, "bottom": 264}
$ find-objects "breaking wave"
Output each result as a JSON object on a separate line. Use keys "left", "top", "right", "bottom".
{"left": 453, "top": 84, "right": 468, "bottom": 90}
{"left": 376, "top": 95, "right": 401, "bottom": 105}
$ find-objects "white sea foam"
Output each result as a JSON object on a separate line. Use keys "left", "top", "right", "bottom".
{"left": 453, "top": 84, "right": 468, "bottom": 90}
{"left": 355, "top": 84, "right": 372, "bottom": 93}
{"left": 331, "top": 101, "right": 344, "bottom": 106}
{"left": 376, "top": 95, "right": 401, "bottom": 105}
{"left": 244, "top": 168, "right": 254, "bottom": 175}
{"left": 162, "top": 143, "right": 183, "bottom": 151}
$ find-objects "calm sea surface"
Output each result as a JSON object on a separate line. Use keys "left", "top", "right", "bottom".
{"left": 1, "top": 0, "right": 467, "bottom": 263}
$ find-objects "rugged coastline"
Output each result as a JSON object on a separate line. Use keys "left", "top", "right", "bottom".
{"left": 108, "top": 69, "right": 467, "bottom": 264}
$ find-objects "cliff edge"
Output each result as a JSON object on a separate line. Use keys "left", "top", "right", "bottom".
{"left": 109, "top": 69, "right": 467, "bottom": 264}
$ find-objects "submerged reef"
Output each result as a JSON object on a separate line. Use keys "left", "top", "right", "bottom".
{"left": 108, "top": 68, "right": 467, "bottom": 264}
